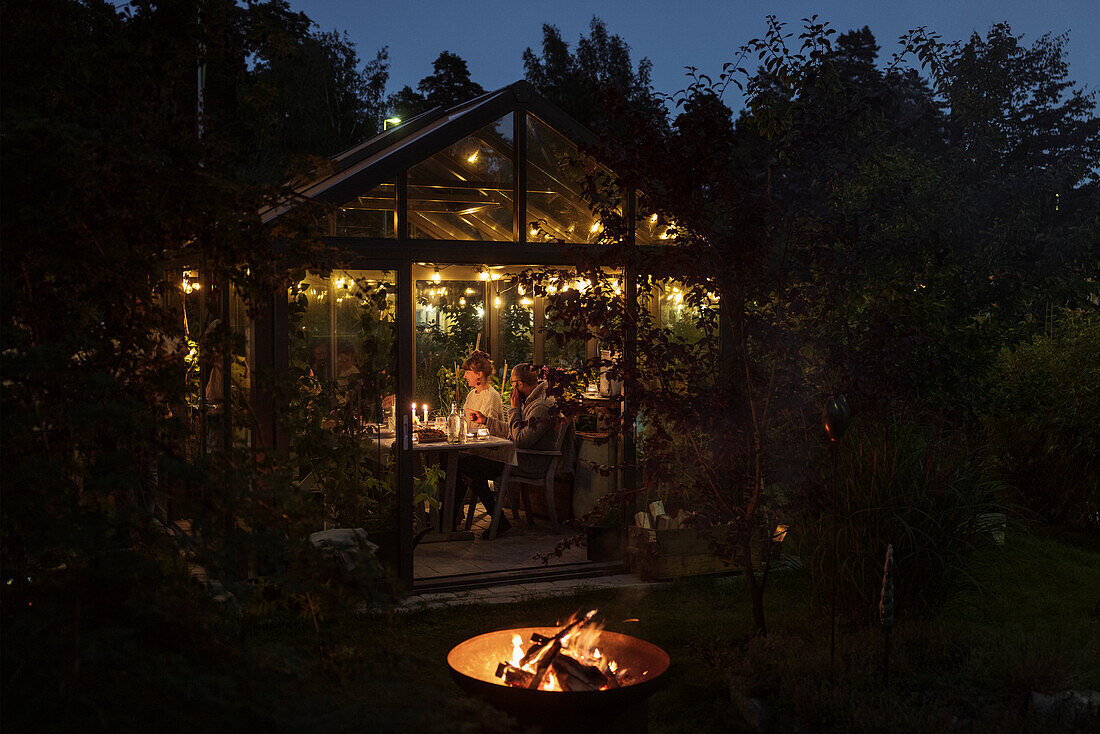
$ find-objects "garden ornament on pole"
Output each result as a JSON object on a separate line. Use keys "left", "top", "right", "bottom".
{"left": 823, "top": 394, "right": 849, "bottom": 683}
{"left": 879, "top": 544, "right": 895, "bottom": 687}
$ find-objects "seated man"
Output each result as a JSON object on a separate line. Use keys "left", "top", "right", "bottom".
{"left": 461, "top": 363, "right": 558, "bottom": 537}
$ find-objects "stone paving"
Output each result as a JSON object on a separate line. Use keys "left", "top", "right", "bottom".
{"left": 397, "top": 573, "right": 663, "bottom": 611}
{"left": 413, "top": 509, "right": 588, "bottom": 578}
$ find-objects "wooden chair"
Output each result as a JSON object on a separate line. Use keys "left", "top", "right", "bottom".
{"left": 487, "top": 418, "right": 575, "bottom": 539}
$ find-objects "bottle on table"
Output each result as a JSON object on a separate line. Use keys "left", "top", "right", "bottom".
{"left": 446, "top": 402, "right": 463, "bottom": 444}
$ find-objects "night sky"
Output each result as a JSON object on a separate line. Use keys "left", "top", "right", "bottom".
{"left": 292, "top": 0, "right": 1099, "bottom": 110}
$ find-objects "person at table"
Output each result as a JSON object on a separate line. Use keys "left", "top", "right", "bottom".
{"left": 462, "top": 363, "right": 558, "bottom": 537}
{"left": 461, "top": 349, "right": 503, "bottom": 426}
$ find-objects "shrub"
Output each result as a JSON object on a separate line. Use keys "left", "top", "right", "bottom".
{"left": 983, "top": 308, "right": 1100, "bottom": 532}
{"left": 794, "top": 417, "right": 1004, "bottom": 623}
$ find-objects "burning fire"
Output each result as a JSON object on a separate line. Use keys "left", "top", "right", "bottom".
{"left": 495, "top": 610, "right": 632, "bottom": 692}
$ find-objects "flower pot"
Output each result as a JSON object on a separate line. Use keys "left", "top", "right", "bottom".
{"left": 586, "top": 527, "right": 624, "bottom": 562}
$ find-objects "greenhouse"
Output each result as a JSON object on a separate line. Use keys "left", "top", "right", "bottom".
{"left": 216, "top": 81, "right": 681, "bottom": 591}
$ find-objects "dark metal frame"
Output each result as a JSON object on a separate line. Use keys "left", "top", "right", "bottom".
{"left": 259, "top": 81, "right": 639, "bottom": 592}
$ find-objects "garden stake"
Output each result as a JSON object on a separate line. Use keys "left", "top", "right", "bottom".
{"left": 879, "top": 544, "right": 895, "bottom": 688}
{"left": 823, "top": 395, "right": 850, "bottom": 683}
{"left": 829, "top": 439, "right": 838, "bottom": 682}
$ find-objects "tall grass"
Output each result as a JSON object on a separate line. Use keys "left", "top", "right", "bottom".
{"left": 795, "top": 417, "right": 1004, "bottom": 623}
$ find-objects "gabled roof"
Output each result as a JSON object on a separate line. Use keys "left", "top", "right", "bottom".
{"left": 261, "top": 80, "right": 596, "bottom": 225}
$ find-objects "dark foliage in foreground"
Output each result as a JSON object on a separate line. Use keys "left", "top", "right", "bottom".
{"left": 2, "top": 2, "right": 1097, "bottom": 730}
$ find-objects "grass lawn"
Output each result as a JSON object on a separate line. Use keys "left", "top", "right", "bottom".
{"left": 249, "top": 529, "right": 1098, "bottom": 732}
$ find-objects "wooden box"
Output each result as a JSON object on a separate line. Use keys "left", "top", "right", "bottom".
{"left": 626, "top": 525, "right": 753, "bottom": 581}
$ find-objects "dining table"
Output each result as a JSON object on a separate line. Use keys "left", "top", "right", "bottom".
{"left": 367, "top": 429, "right": 516, "bottom": 538}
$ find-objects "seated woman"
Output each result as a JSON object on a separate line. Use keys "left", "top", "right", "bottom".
{"left": 454, "top": 351, "right": 504, "bottom": 532}
{"left": 461, "top": 349, "right": 503, "bottom": 425}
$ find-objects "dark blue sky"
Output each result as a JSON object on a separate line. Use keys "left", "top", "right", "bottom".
{"left": 292, "top": 0, "right": 1099, "bottom": 111}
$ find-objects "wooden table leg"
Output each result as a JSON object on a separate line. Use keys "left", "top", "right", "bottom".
{"left": 442, "top": 452, "right": 459, "bottom": 532}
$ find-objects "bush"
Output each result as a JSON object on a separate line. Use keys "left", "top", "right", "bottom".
{"left": 983, "top": 308, "right": 1100, "bottom": 532}
{"left": 794, "top": 417, "right": 1003, "bottom": 623}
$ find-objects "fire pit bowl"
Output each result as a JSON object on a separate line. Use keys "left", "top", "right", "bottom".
{"left": 447, "top": 626, "right": 670, "bottom": 733}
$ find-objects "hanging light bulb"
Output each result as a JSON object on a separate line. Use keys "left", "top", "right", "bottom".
{"left": 467, "top": 150, "right": 479, "bottom": 164}
{"left": 517, "top": 285, "right": 525, "bottom": 296}
{"left": 650, "top": 213, "right": 658, "bottom": 224}
{"left": 520, "top": 297, "right": 532, "bottom": 306}
{"left": 479, "top": 270, "right": 490, "bottom": 281}
{"left": 494, "top": 297, "right": 501, "bottom": 308}
{"left": 459, "top": 297, "right": 466, "bottom": 306}
{"left": 432, "top": 270, "right": 441, "bottom": 283}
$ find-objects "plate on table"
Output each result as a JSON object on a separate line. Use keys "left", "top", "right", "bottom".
{"left": 415, "top": 428, "right": 447, "bottom": 443}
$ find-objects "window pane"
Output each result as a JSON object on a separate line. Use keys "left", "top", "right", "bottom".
{"left": 290, "top": 274, "right": 333, "bottom": 381}
{"left": 334, "top": 271, "right": 396, "bottom": 423}
{"left": 526, "top": 114, "right": 613, "bottom": 243}
{"left": 416, "top": 267, "right": 487, "bottom": 412}
{"left": 543, "top": 272, "right": 588, "bottom": 369}
{"left": 497, "top": 278, "right": 533, "bottom": 370}
{"left": 333, "top": 180, "right": 396, "bottom": 238}
{"left": 409, "top": 114, "right": 514, "bottom": 241}
{"left": 634, "top": 192, "right": 675, "bottom": 245}
{"left": 288, "top": 271, "right": 398, "bottom": 543}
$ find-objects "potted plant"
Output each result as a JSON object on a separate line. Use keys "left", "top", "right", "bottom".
{"left": 585, "top": 505, "right": 625, "bottom": 562}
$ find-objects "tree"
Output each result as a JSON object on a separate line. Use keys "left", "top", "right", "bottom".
{"left": 1, "top": 0, "right": 362, "bottom": 725}
{"left": 523, "top": 16, "right": 666, "bottom": 131}
{"left": 386, "top": 50, "right": 484, "bottom": 121}
{"left": 545, "top": 17, "right": 1097, "bottom": 634}
{"left": 246, "top": 3, "right": 389, "bottom": 179}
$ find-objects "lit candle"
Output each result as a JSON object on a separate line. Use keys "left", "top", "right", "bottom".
{"left": 422, "top": 404, "right": 428, "bottom": 424}
{"left": 412, "top": 402, "right": 417, "bottom": 424}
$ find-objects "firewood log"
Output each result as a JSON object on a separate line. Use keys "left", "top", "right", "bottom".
{"left": 495, "top": 662, "right": 535, "bottom": 687}
{"left": 518, "top": 610, "right": 597, "bottom": 667}
{"left": 553, "top": 653, "right": 612, "bottom": 689}
{"left": 550, "top": 659, "right": 599, "bottom": 691}
{"left": 525, "top": 639, "right": 561, "bottom": 689}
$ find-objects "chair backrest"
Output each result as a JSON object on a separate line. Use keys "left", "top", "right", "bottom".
{"left": 554, "top": 417, "right": 577, "bottom": 476}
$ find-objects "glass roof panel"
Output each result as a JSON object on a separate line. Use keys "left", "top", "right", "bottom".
{"left": 526, "top": 113, "right": 614, "bottom": 244}
{"left": 333, "top": 180, "right": 396, "bottom": 238}
{"left": 408, "top": 114, "right": 515, "bottom": 241}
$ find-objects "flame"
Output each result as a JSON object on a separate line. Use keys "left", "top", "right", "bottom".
{"left": 510, "top": 634, "right": 523, "bottom": 668}
{"left": 540, "top": 667, "right": 561, "bottom": 691}
{"left": 497, "top": 610, "right": 632, "bottom": 692}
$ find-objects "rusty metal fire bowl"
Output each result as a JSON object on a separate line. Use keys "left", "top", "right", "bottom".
{"left": 447, "top": 626, "right": 670, "bottom": 732}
